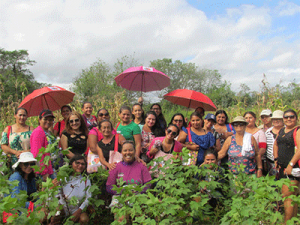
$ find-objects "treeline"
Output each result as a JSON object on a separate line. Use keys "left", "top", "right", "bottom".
{"left": 1, "top": 48, "right": 300, "bottom": 110}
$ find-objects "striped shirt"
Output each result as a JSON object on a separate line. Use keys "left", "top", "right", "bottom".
{"left": 265, "top": 127, "right": 276, "bottom": 161}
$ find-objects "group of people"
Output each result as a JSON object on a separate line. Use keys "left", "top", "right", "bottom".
{"left": 1, "top": 101, "right": 300, "bottom": 223}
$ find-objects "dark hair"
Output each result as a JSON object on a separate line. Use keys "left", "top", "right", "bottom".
{"left": 15, "top": 163, "right": 35, "bottom": 181}
{"left": 99, "top": 120, "right": 113, "bottom": 130}
{"left": 69, "top": 155, "right": 87, "bottom": 173}
{"left": 65, "top": 111, "right": 88, "bottom": 136}
{"left": 82, "top": 102, "right": 93, "bottom": 109}
{"left": 61, "top": 105, "right": 72, "bottom": 112}
{"left": 168, "top": 113, "right": 187, "bottom": 129}
{"left": 190, "top": 111, "right": 203, "bottom": 120}
{"left": 132, "top": 103, "right": 145, "bottom": 123}
{"left": 97, "top": 108, "right": 109, "bottom": 116}
{"left": 284, "top": 109, "right": 298, "bottom": 120}
{"left": 204, "top": 147, "right": 218, "bottom": 160}
{"left": 195, "top": 107, "right": 205, "bottom": 113}
{"left": 150, "top": 103, "right": 167, "bottom": 129}
{"left": 215, "top": 110, "right": 229, "bottom": 124}
{"left": 243, "top": 111, "right": 256, "bottom": 119}
{"left": 119, "top": 105, "right": 131, "bottom": 114}
{"left": 144, "top": 111, "right": 165, "bottom": 137}
{"left": 15, "top": 107, "right": 28, "bottom": 115}
{"left": 167, "top": 124, "right": 180, "bottom": 136}
{"left": 122, "top": 140, "right": 135, "bottom": 150}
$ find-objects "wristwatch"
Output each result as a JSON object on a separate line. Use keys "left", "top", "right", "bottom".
{"left": 289, "top": 162, "right": 294, "bottom": 167}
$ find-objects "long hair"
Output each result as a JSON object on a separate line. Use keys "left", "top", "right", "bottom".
{"left": 65, "top": 111, "right": 88, "bottom": 136}
{"left": 243, "top": 111, "right": 257, "bottom": 127}
{"left": 69, "top": 155, "right": 87, "bottom": 174}
{"left": 15, "top": 164, "right": 35, "bottom": 181}
{"left": 168, "top": 113, "right": 187, "bottom": 129}
{"left": 150, "top": 103, "right": 167, "bottom": 129}
{"left": 144, "top": 111, "right": 165, "bottom": 137}
{"left": 132, "top": 103, "right": 145, "bottom": 124}
{"left": 215, "top": 110, "right": 230, "bottom": 124}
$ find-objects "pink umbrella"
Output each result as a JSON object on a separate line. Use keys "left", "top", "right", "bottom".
{"left": 114, "top": 66, "right": 170, "bottom": 92}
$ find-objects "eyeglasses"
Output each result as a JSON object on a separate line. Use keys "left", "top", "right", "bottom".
{"left": 167, "top": 129, "right": 177, "bottom": 136}
{"left": 174, "top": 119, "right": 183, "bottom": 123}
{"left": 23, "top": 162, "right": 35, "bottom": 168}
{"left": 75, "top": 161, "right": 86, "bottom": 166}
{"left": 98, "top": 113, "right": 109, "bottom": 117}
{"left": 261, "top": 116, "right": 270, "bottom": 119}
{"left": 69, "top": 119, "right": 80, "bottom": 124}
{"left": 232, "top": 122, "right": 246, "bottom": 127}
{"left": 283, "top": 115, "right": 296, "bottom": 120}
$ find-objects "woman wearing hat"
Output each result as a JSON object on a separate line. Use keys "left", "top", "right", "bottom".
{"left": 265, "top": 110, "right": 284, "bottom": 175}
{"left": 30, "top": 109, "right": 56, "bottom": 181}
{"left": 9, "top": 152, "right": 37, "bottom": 209}
{"left": 218, "top": 116, "right": 262, "bottom": 177}
{"left": 203, "top": 114, "right": 221, "bottom": 151}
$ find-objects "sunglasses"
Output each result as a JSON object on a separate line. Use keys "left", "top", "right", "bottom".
{"left": 232, "top": 122, "right": 246, "bottom": 127}
{"left": 98, "top": 113, "right": 109, "bottom": 117}
{"left": 167, "top": 129, "right": 177, "bottom": 136}
{"left": 69, "top": 119, "right": 80, "bottom": 124}
{"left": 283, "top": 115, "right": 296, "bottom": 119}
{"left": 23, "top": 162, "right": 35, "bottom": 168}
{"left": 75, "top": 161, "right": 86, "bottom": 166}
{"left": 174, "top": 119, "right": 183, "bottom": 123}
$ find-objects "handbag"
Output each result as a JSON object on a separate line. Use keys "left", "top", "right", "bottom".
{"left": 87, "top": 128, "right": 105, "bottom": 173}
{"left": 109, "top": 134, "right": 122, "bottom": 164}
{"left": 184, "top": 128, "right": 198, "bottom": 165}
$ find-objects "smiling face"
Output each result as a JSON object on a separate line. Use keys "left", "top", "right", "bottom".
{"left": 190, "top": 115, "right": 202, "bottom": 129}
{"left": 151, "top": 105, "right": 161, "bottom": 116}
{"left": 39, "top": 116, "right": 54, "bottom": 131}
{"left": 145, "top": 113, "right": 156, "bottom": 128}
{"left": 283, "top": 112, "right": 297, "bottom": 128}
{"left": 132, "top": 105, "right": 143, "bottom": 120}
{"left": 98, "top": 109, "right": 110, "bottom": 122}
{"left": 165, "top": 125, "right": 178, "bottom": 140}
{"left": 19, "top": 161, "right": 35, "bottom": 175}
{"left": 72, "top": 159, "right": 86, "bottom": 173}
{"left": 204, "top": 119, "right": 215, "bottom": 129}
{"left": 69, "top": 115, "right": 81, "bottom": 132}
{"left": 122, "top": 143, "right": 135, "bottom": 163}
{"left": 14, "top": 109, "right": 28, "bottom": 125}
{"left": 61, "top": 107, "right": 71, "bottom": 120}
{"left": 100, "top": 121, "right": 112, "bottom": 137}
{"left": 261, "top": 115, "right": 271, "bottom": 126}
{"left": 82, "top": 103, "right": 93, "bottom": 117}
{"left": 244, "top": 113, "right": 256, "bottom": 127}
{"left": 272, "top": 118, "right": 284, "bottom": 128}
{"left": 204, "top": 154, "right": 217, "bottom": 169}
{"left": 216, "top": 113, "right": 226, "bottom": 125}
{"left": 172, "top": 115, "right": 184, "bottom": 129}
{"left": 119, "top": 109, "right": 131, "bottom": 124}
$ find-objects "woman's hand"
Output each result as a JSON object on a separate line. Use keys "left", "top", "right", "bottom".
{"left": 107, "top": 163, "right": 117, "bottom": 171}
{"left": 144, "top": 143, "right": 150, "bottom": 149}
{"left": 71, "top": 208, "right": 82, "bottom": 222}
{"left": 136, "top": 157, "right": 146, "bottom": 166}
{"left": 52, "top": 178, "right": 60, "bottom": 187}
{"left": 14, "top": 150, "right": 22, "bottom": 158}
{"left": 187, "top": 143, "right": 199, "bottom": 151}
{"left": 256, "top": 169, "right": 263, "bottom": 178}
{"left": 285, "top": 165, "right": 293, "bottom": 175}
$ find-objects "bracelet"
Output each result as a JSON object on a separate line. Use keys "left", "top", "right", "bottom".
{"left": 257, "top": 168, "right": 263, "bottom": 171}
{"left": 274, "top": 158, "right": 278, "bottom": 162}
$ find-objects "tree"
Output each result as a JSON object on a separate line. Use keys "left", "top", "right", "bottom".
{"left": 0, "top": 48, "right": 44, "bottom": 103}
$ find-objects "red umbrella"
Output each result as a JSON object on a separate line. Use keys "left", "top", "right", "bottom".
{"left": 19, "top": 86, "right": 75, "bottom": 117}
{"left": 163, "top": 89, "right": 217, "bottom": 111}
{"left": 114, "top": 66, "right": 170, "bottom": 92}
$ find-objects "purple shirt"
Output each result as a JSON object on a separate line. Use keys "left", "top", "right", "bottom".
{"left": 106, "top": 161, "right": 152, "bottom": 194}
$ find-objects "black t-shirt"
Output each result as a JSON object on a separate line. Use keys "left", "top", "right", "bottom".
{"left": 98, "top": 136, "right": 122, "bottom": 162}
{"left": 62, "top": 131, "right": 87, "bottom": 155}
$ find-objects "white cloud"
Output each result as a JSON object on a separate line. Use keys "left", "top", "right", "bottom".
{"left": 277, "top": 0, "right": 300, "bottom": 16}
{"left": 0, "top": 0, "right": 299, "bottom": 93}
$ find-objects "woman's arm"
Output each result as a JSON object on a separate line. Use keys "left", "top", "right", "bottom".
{"left": 218, "top": 137, "right": 231, "bottom": 160}
{"left": 88, "top": 133, "right": 98, "bottom": 154}
{"left": 133, "top": 134, "right": 142, "bottom": 158}
{"left": 215, "top": 138, "right": 221, "bottom": 152}
{"left": 273, "top": 140, "right": 278, "bottom": 168}
{"left": 285, "top": 129, "right": 300, "bottom": 175}
{"left": 60, "top": 134, "right": 74, "bottom": 159}
{"left": 118, "top": 134, "right": 126, "bottom": 145}
{"left": 96, "top": 145, "right": 116, "bottom": 170}
{"left": 177, "top": 131, "right": 187, "bottom": 145}
{"left": 252, "top": 136, "right": 262, "bottom": 178}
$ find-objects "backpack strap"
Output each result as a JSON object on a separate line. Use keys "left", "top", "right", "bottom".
{"left": 115, "top": 122, "right": 121, "bottom": 130}
{"left": 293, "top": 127, "right": 299, "bottom": 147}
{"left": 114, "top": 134, "right": 119, "bottom": 152}
{"left": 58, "top": 121, "right": 61, "bottom": 135}
{"left": 187, "top": 128, "right": 192, "bottom": 143}
{"left": 228, "top": 124, "right": 233, "bottom": 132}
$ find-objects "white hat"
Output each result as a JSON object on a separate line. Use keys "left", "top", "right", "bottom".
{"left": 271, "top": 110, "right": 284, "bottom": 119}
{"left": 12, "top": 152, "right": 37, "bottom": 169}
{"left": 260, "top": 109, "right": 272, "bottom": 116}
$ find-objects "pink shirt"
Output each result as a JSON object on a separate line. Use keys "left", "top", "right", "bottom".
{"left": 147, "top": 137, "right": 183, "bottom": 159}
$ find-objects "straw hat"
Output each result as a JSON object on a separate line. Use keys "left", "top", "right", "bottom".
{"left": 271, "top": 110, "right": 284, "bottom": 119}
{"left": 12, "top": 152, "right": 37, "bottom": 169}
{"left": 231, "top": 116, "right": 248, "bottom": 125}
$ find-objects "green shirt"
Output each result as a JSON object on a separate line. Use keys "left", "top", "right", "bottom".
{"left": 117, "top": 121, "right": 141, "bottom": 141}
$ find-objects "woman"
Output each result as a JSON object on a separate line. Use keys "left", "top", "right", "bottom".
{"left": 273, "top": 109, "right": 300, "bottom": 223}
{"left": 96, "top": 120, "right": 126, "bottom": 170}
{"left": 1, "top": 108, "right": 34, "bottom": 167}
{"left": 265, "top": 110, "right": 284, "bottom": 175}
{"left": 81, "top": 102, "right": 97, "bottom": 130}
{"left": 61, "top": 112, "right": 88, "bottom": 159}
{"left": 141, "top": 111, "right": 165, "bottom": 159}
{"left": 132, "top": 103, "right": 145, "bottom": 131}
{"left": 218, "top": 116, "right": 262, "bottom": 177}
{"left": 178, "top": 112, "right": 215, "bottom": 165}
{"left": 214, "top": 110, "right": 235, "bottom": 146}
{"left": 244, "top": 111, "right": 267, "bottom": 173}
{"left": 30, "top": 109, "right": 56, "bottom": 181}
{"left": 53, "top": 105, "right": 72, "bottom": 137}
{"left": 169, "top": 113, "right": 187, "bottom": 140}
{"left": 88, "top": 108, "right": 116, "bottom": 155}
{"left": 106, "top": 141, "right": 152, "bottom": 222}
{"left": 147, "top": 124, "right": 183, "bottom": 159}
{"left": 117, "top": 105, "right": 142, "bottom": 159}
{"left": 56, "top": 155, "right": 91, "bottom": 224}
{"left": 150, "top": 103, "right": 167, "bottom": 130}
{"left": 203, "top": 114, "right": 221, "bottom": 151}
{"left": 9, "top": 152, "right": 37, "bottom": 209}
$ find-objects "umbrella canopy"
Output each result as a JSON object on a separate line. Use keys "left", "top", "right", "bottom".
{"left": 19, "top": 86, "right": 75, "bottom": 117}
{"left": 114, "top": 66, "right": 170, "bottom": 92}
{"left": 163, "top": 89, "right": 217, "bottom": 111}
